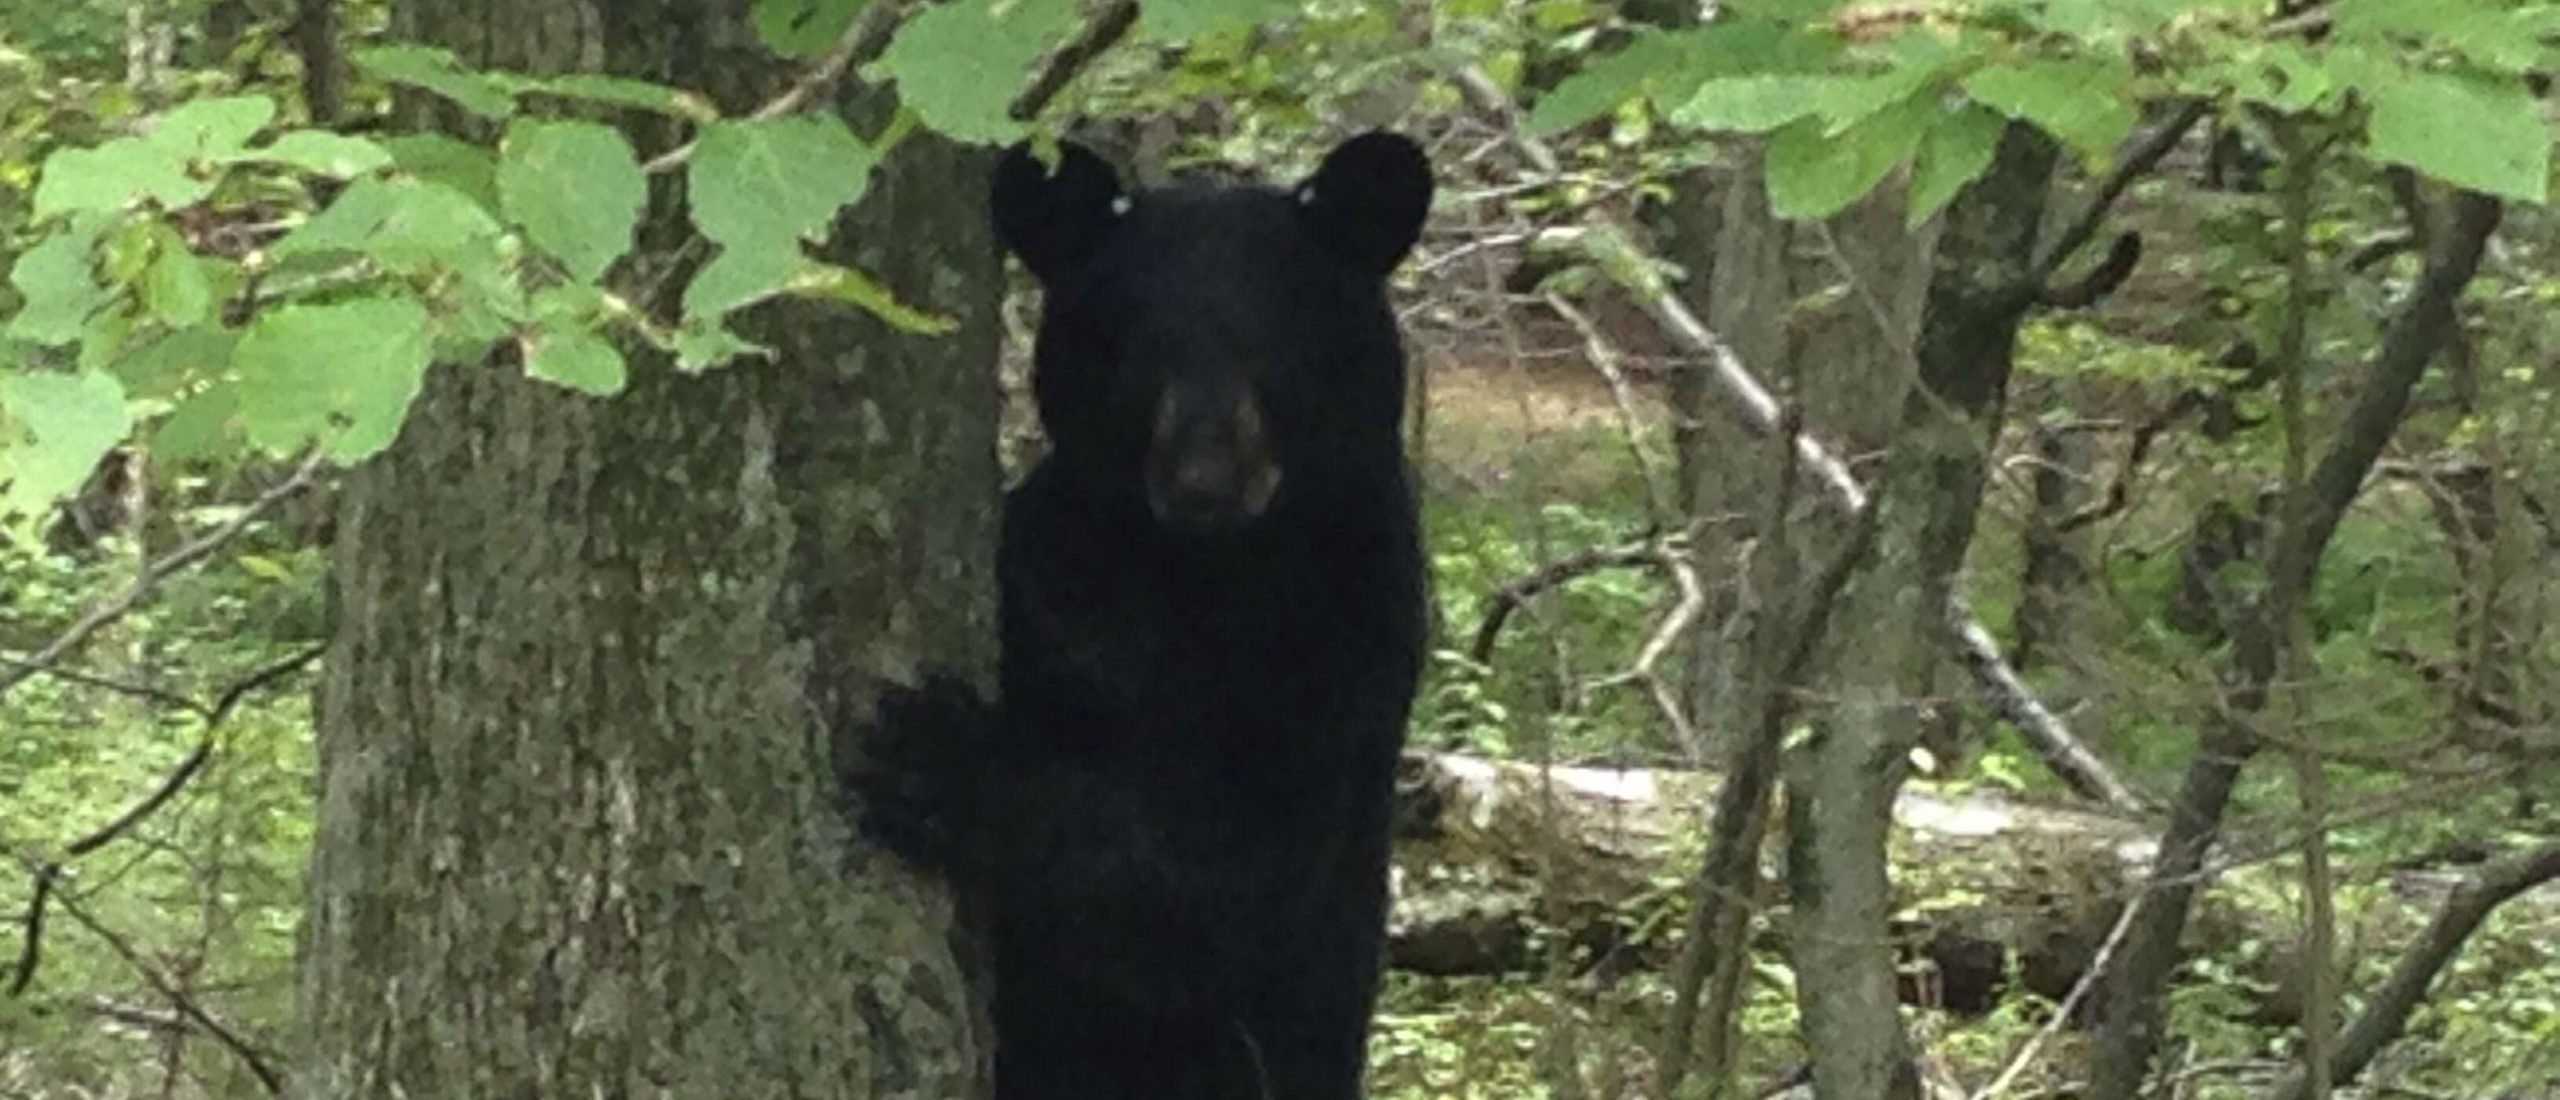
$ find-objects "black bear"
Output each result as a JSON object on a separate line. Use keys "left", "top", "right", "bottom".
{"left": 854, "top": 131, "right": 1433, "bottom": 1100}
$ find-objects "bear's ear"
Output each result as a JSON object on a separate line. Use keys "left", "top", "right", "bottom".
{"left": 1293, "top": 131, "right": 1432, "bottom": 276}
{"left": 992, "top": 139, "right": 1126, "bottom": 282}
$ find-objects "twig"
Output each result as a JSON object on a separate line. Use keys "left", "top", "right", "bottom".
{"left": 0, "top": 450, "right": 325, "bottom": 699}
{"left": 2031, "top": 99, "right": 2209, "bottom": 285}
{"left": 1585, "top": 541, "right": 1708, "bottom": 758}
{"left": 8, "top": 644, "right": 326, "bottom": 999}
{"left": 1010, "top": 0, "right": 1139, "bottom": 122}
{"left": 1542, "top": 291, "right": 1675, "bottom": 522}
{"left": 1468, "top": 539, "right": 1668, "bottom": 665}
{"left": 640, "top": 0, "right": 918, "bottom": 175}
{"left": 1970, "top": 893, "right": 2148, "bottom": 1100}
{"left": 1448, "top": 62, "right": 2121, "bottom": 804}
{"left": 8, "top": 855, "right": 284, "bottom": 1095}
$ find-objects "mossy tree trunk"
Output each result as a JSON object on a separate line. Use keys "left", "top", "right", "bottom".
{"left": 295, "top": 1, "right": 1002, "bottom": 1096}
{"left": 1785, "top": 123, "right": 2052, "bottom": 1100}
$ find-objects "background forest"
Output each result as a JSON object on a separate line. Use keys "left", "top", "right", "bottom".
{"left": 3, "top": 0, "right": 2557, "bottom": 1097}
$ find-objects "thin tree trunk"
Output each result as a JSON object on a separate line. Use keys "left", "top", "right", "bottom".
{"left": 1787, "top": 122, "right": 2052, "bottom": 1100}
{"left": 2086, "top": 188, "right": 2500, "bottom": 1100}
{"left": 296, "top": 2, "right": 1003, "bottom": 1095}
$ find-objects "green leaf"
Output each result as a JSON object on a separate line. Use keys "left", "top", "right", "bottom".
{"left": 1907, "top": 104, "right": 2007, "bottom": 227}
{"left": 2363, "top": 69, "right": 2549, "bottom": 202}
{"left": 753, "top": 0, "right": 870, "bottom": 58}
{"left": 142, "top": 228, "right": 216, "bottom": 328}
{"left": 2227, "top": 42, "right": 2334, "bottom": 113}
{"left": 145, "top": 94, "right": 275, "bottom": 159}
{"left": 113, "top": 325, "right": 238, "bottom": 398}
{"left": 496, "top": 119, "right": 644, "bottom": 284}
{"left": 278, "top": 177, "right": 511, "bottom": 297}
{"left": 793, "top": 260, "right": 957, "bottom": 334}
{"left": 351, "top": 45, "right": 519, "bottom": 118}
{"left": 688, "top": 115, "right": 877, "bottom": 249}
{"left": 2335, "top": 0, "right": 2529, "bottom": 71}
{"left": 0, "top": 369, "right": 130, "bottom": 535}
{"left": 684, "top": 241, "right": 803, "bottom": 318}
{"left": 382, "top": 133, "right": 501, "bottom": 207}
{"left": 5, "top": 220, "right": 111, "bottom": 345}
{"left": 233, "top": 296, "right": 434, "bottom": 463}
{"left": 1764, "top": 97, "right": 1930, "bottom": 221}
{"left": 523, "top": 324, "right": 627, "bottom": 395}
{"left": 1532, "top": 23, "right": 1811, "bottom": 135}
{"left": 525, "top": 330, "right": 626, "bottom": 395}
{"left": 34, "top": 139, "right": 206, "bottom": 217}
{"left": 234, "top": 130, "right": 395, "bottom": 177}
{"left": 153, "top": 382, "right": 239, "bottom": 462}
{"left": 1960, "top": 58, "right": 2138, "bottom": 162}
{"left": 1672, "top": 75, "right": 1835, "bottom": 134}
{"left": 1137, "top": 0, "right": 1300, "bottom": 42}
{"left": 873, "top": 0, "right": 1080, "bottom": 144}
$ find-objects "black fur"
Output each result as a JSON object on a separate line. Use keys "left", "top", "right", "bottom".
{"left": 854, "top": 132, "right": 1434, "bottom": 1100}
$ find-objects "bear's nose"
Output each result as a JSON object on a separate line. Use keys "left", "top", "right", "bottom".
{"left": 1145, "top": 382, "right": 1282, "bottom": 533}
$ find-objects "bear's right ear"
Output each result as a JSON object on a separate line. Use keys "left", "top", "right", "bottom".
{"left": 991, "top": 139, "right": 1125, "bottom": 282}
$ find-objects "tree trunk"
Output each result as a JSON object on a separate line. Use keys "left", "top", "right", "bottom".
{"left": 1787, "top": 122, "right": 2052, "bottom": 1100}
{"left": 2086, "top": 190, "right": 2500, "bottom": 1100}
{"left": 296, "top": 2, "right": 1003, "bottom": 1095}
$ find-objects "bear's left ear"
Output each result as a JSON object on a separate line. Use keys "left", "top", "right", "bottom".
{"left": 992, "top": 138, "right": 1126, "bottom": 282}
{"left": 1293, "top": 131, "right": 1433, "bottom": 276}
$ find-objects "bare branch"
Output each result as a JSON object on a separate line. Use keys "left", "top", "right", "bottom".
{"left": 8, "top": 854, "right": 284, "bottom": 1095}
{"left": 1468, "top": 539, "right": 1666, "bottom": 666}
{"left": 0, "top": 450, "right": 325, "bottom": 699}
{"left": 9, "top": 644, "right": 324, "bottom": 999}
{"left": 2261, "top": 841, "right": 2560, "bottom": 1100}
{"left": 1542, "top": 291, "right": 1675, "bottom": 522}
{"left": 1011, "top": 0, "right": 1139, "bottom": 122}
{"left": 1446, "top": 62, "right": 2121, "bottom": 805}
{"left": 2032, "top": 100, "right": 2208, "bottom": 285}
{"left": 1971, "top": 893, "right": 2148, "bottom": 1100}
{"left": 640, "top": 0, "right": 918, "bottom": 175}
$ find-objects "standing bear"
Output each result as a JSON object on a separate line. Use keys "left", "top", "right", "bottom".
{"left": 854, "top": 130, "right": 1435, "bottom": 1100}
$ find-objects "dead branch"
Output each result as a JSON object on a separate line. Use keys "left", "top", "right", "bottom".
{"left": 1950, "top": 615, "right": 2151, "bottom": 812}
{"left": 1446, "top": 63, "right": 2132, "bottom": 808}
{"left": 1542, "top": 291, "right": 1675, "bottom": 522}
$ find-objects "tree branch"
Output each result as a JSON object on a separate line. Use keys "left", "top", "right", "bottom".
{"left": 2032, "top": 99, "right": 2209, "bottom": 286}
{"left": 1010, "top": 0, "right": 1139, "bottom": 122}
{"left": 8, "top": 855, "right": 285, "bottom": 1095}
{"left": 8, "top": 644, "right": 325, "bottom": 999}
{"left": 1447, "top": 63, "right": 2125, "bottom": 806}
{"left": 0, "top": 450, "right": 325, "bottom": 699}
{"left": 640, "top": 0, "right": 918, "bottom": 174}
{"left": 2260, "top": 841, "right": 2560, "bottom": 1100}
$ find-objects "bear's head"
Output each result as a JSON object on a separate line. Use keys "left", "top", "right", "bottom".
{"left": 992, "top": 131, "right": 1433, "bottom": 535}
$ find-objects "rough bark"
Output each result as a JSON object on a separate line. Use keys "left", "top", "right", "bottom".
{"left": 2086, "top": 189, "right": 2501, "bottom": 1100}
{"left": 296, "top": 2, "right": 1003, "bottom": 1096}
{"left": 1786, "top": 122, "right": 2052, "bottom": 1100}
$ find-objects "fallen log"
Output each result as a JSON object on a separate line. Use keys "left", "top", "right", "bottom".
{"left": 1384, "top": 752, "right": 2558, "bottom": 1019}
